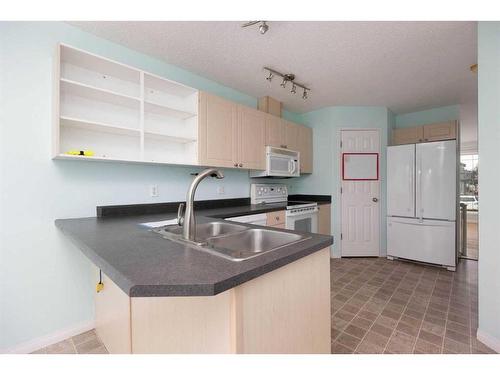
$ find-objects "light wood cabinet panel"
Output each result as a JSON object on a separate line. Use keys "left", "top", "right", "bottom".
{"left": 423, "top": 121, "right": 457, "bottom": 142}
{"left": 317, "top": 204, "right": 331, "bottom": 235}
{"left": 238, "top": 106, "right": 266, "bottom": 170}
{"left": 95, "top": 248, "right": 331, "bottom": 353}
{"left": 266, "top": 210, "right": 286, "bottom": 226}
{"left": 284, "top": 121, "right": 300, "bottom": 151}
{"left": 198, "top": 92, "right": 237, "bottom": 168}
{"left": 258, "top": 96, "right": 282, "bottom": 117}
{"left": 236, "top": 248, "right": 330, "bottom": 353}
{"left": 131, "top": 291, "right": 233, "bottom": 353}
{"left": 392, "top": 126, "right": 424, "bottom": 145}
{"left": 94, "top": 269, "right": 132, "bottom": 354}
{"left": 298, "top": 125, "right": 313, "bottom": 173}
{"left": 265, "top": 114, "right": 285, "bottom": 148}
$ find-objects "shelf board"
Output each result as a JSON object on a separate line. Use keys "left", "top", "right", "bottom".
{"left": 144, "top": 130, "right": 197, "bottom": 144}
{"left": 144, "top": 100, "right": 197, "bottom": 120}
{"left": 60, "top": 116, "right": 140, "bottom": 137}
{"left": 60, "top": 78, "right": 140, "bottom": 109}
{"left": 144, "top": 72, "right": 198, "bottom": 97}
{"left": 54, "top": 153, "right": 199, "bottom": 167}
{"left": 61, "top": 44, "right": 141, "bottom": 84}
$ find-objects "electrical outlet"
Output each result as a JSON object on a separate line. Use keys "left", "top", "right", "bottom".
{"left": 217, "top": 186, "right": 225, "bottom": 195}
{"left": 150, "top": 184, "right": 159, "bottom": 197}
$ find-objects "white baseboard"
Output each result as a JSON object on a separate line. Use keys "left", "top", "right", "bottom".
{"left": 477, "top": 329, "right": 500, "bottom": 353}
{"left": 2, "top": 320, "right": 95, "bottom": 354}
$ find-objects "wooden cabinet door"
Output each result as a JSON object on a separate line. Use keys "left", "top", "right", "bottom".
{"left": 298, "top": 125, "right": 313, "bottom": 173}
{"left": 317, "top": 204, "right": 331, "bottom": 235}
{"left": 238, "top": 106, "right": 266, "bottom": 170}
{"left": 265, "top": 114, "right": 285, "bottom": 148}
{"left": 284, "top": 121, "right": 300, "bottom": 151}
{"left": 392, "top": 126, "right": 424, "bottom": 145}
{"left": 266, "top": 210, "right": 286, "bottom": 226}
{"left": 423, "top": 121, "right": 457, "bottom": 142}
{"left": 198, "top": 92, "right": 237, "bottom": 168}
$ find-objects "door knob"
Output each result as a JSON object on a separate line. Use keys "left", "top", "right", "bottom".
{"left": 372, "top": 197, "right": 379, "bottom": 202}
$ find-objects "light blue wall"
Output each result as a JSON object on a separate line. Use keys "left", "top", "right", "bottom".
{"left": 0, "top": 22, "right": 297, "bottom": 351}
{"left": 289, "top": 107, "right": 391, "bottom": 257}
{"left": 477, "top": 21, "right": 500, "bottom": 350}
{"left": 395, "top": 105, "right": 460, "bottom": 128}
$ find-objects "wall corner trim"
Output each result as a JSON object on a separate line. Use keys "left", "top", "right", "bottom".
{"left": 2, "top": 320, "right": 95, "bottom": 354}
{"left": 477, "top": 329, "right": 500, "bottom": 353}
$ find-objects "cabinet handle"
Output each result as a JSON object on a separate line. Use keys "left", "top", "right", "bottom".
{"left": 275, "top": 216, "right": 280, "bottom": 221}
{"left": 239, "top": 163, "right": 243, "bottom": 167}
{"left": 418, "top": 139, "right": 423, "bottom": 142}
{"left": 234, "top": 163, "right": 238, "bottom": 167}
{"left": 424, "top": 138, "right": 428, "bottom": 141}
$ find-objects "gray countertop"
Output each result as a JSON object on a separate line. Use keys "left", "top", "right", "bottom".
{"left": 55, "top": 201, "right": 333, "bottom": 297}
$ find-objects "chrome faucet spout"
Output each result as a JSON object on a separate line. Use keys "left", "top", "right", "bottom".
{"left": 182, "top": 168, "right": 224, "bottom": 241}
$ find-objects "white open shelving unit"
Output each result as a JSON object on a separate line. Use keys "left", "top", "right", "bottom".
{"left": 53, "top": 44, "right": 199, "bottom": 166}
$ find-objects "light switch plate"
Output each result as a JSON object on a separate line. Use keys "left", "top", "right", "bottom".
{"left": 150, "top": 185, "right": 159, "bottom": 197}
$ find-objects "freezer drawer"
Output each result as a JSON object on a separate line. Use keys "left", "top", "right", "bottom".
{"left": 387, "top": 217, "right": 455, "bottom": 267}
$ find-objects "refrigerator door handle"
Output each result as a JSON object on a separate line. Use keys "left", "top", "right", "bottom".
{"left": 409, "top": 149, "right": 415, "bottom": 215}
{"left": 416, "top": 148, "right": 423, "bottom": 222}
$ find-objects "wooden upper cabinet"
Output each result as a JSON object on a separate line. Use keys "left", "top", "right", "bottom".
{"left": 392, "top": 121, "right": 457, "bottom": 145}
{"left": 238, "top": 106, "right": 266, "bottom": 170}
{"left": 423, "top": 121, "right": 457, "bottom": 142}
{"left": 265, "top": 114, "right": 285, "bottom": 148}
{"left": 392, "top": 126, "right": 424, "bottom": 145}
{"left": 199, "top": 91, "right": 314, "bottom": 171}
{"left": 284, "top": 121, "right": 300, "bottom": 151}
{"left": 298, "top": 125, "right": 313, "bottom": 173}
{"left": 198, "top": 92, "right": 237, "bottom": 168}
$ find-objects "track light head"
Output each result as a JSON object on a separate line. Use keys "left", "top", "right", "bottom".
{"left": 259, "top": 22, "right": 269, "bottom": 34}
{"left": 266, "top": 72, "right": 273, "bottom": 82}
{"left": 280, "top": 78, "right": 287, "bottom": 88}
{"left": 302, "top": 89, "right": 308, "bottom": 100}
{"left": 291, "top": 84, "right": 297, "bottom": 94}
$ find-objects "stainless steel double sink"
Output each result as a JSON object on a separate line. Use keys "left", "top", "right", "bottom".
{"left": 153, "top": 221, "right": 310, "bottom": 261}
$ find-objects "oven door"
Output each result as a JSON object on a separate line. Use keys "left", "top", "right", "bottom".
{"left": 286, "top": 208, "right": 318, "bottom": 233}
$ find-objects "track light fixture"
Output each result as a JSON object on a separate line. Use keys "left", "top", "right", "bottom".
{"left": 241, "top": 21, "right": 269, "bottom": 35}
{"left": 263, "top": 67, "right": 310, "bottom": 100}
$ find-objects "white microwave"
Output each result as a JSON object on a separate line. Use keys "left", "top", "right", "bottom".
{"left": 250, "top": 146, "right": 300, "bottom": 178}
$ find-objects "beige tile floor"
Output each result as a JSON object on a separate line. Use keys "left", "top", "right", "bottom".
{"left": 32, "top": 257, "right": 495, "bottom": 355}
{"left": 331, "top": 257, "right": 495, "bottom": 354}
{"left": 32, "top": 330, "right": 107, "bottom": 354}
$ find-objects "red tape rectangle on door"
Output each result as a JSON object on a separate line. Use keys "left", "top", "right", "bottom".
{"left": 342, "top": 153, "right": 379, "bottom": 181}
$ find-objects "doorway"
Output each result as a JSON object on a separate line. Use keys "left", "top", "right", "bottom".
{"left": 460, "top": 153, "right": 479, "bottom": 260}
{"left": 340, "top": 129, "right": 381, "bottom": 257}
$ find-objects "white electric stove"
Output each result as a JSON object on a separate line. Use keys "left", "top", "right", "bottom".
{"left": 250, "top": 183, "right": 318, "bottom": 233}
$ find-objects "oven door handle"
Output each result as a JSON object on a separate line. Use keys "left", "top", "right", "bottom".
{"left": 286, "top": 207, "right": 319, "bottom": 217}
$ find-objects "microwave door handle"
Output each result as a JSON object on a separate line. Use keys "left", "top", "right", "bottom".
{"left": 289, "top": 160, "right": 296, "bottom": 174}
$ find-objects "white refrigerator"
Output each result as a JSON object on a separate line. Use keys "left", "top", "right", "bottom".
{"left": 387, "top": 140, "right": 457, "bottom": 270}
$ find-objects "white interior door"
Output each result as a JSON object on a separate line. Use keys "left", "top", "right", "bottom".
{"left": 416, "top": 141, "right": 457, "bottom": 221}
{"left": 387, "top": 144, "right": 415, "bottom": 217}
{"left": 341, "top": 130, "right": 380, "bottom": 257}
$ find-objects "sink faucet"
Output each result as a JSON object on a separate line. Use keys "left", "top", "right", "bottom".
{"left": 179, "top": 168, "right": 224, "bottom": 242}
